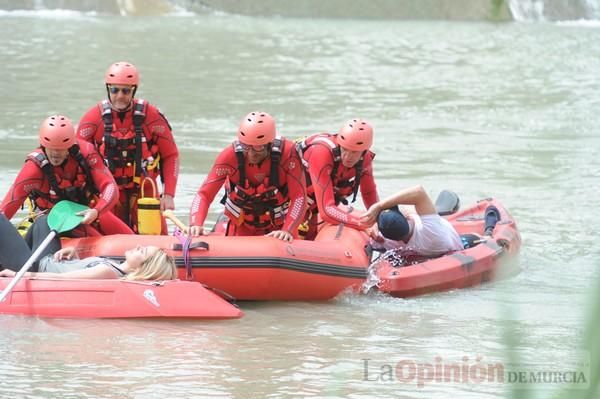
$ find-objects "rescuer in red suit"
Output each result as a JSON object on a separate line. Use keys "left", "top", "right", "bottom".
{"left": 298, "top": 118, "right": 379, "bottom": 240}
{"left": 189, "top": 112, "right": 307, "bottom": 242}
{"left": 0, "top": 115, "right": 132, "bottom": 238}
{"left": 77, "top": 61, "right": 179, "bottom": 234}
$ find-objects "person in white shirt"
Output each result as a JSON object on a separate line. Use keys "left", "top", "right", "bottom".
{"left": 361, "top": 185, "right": 463, "bottom": 257}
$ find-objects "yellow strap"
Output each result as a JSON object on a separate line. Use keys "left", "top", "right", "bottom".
{"left": 25, "top": 197, "right": 35, "bottom": 216}
{"left": 140, "top": 177, "right": 158, "bottom": 198}
{"left": 146, "top": 154, "right": 160, "bottom": 171}
{"left": 132, "top": 155, "right": 161, "bottom": 185}
{"left": 298, "top": 221, "right": 309, "bottom": 233}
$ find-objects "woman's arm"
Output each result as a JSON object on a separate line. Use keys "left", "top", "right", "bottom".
{"left": 39, "top": 263, "right": 120, "bottom": 279}
{"left": 0, "top": 264, "right": 120, "bottom": 279}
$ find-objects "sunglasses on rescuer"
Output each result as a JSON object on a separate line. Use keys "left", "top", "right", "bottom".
{"left": 240, "top": 143, "right": 268, "bottom": 152}
{"left": 108, "top": 86, "right": 133, "bottom": 95}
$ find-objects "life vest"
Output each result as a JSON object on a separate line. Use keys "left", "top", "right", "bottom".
{"left": 26, "top": 145, "right": 99, "bottom": 210}
{"left": 99, "top": 99, "right": 160, "bottom": 189}
{"left": 297, "top": 133, "right": 364, "bottom": 206}
{"left": 222, "top": 137, "right": 289, "bottom": 229}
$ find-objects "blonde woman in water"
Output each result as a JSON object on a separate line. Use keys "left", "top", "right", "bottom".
{"left": 0, "top": 214, "right": 176, "bottom": 281}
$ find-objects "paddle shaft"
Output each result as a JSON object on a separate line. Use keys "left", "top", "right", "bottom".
{"left": 163, "top": 210, "right": 188, "bottom": 232}
{"left": 0, "top": 230, "right": 57, "bottom": 302}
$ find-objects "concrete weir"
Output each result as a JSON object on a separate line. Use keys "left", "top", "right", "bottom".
{"left": 0, "top": 0, "right": 513, "bottom": 20}
{"left": 184, "top": 0, "right": 512, "bottom": 20}
{"left": 4, "top": 0, "right": 600, "bottom": 21}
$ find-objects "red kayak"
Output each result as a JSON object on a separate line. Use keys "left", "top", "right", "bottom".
{"left": 372, "top": 198, "right": 521, "bottom": 297}
{"left": 0, "top": 278, "right": 243, "bottom": 319}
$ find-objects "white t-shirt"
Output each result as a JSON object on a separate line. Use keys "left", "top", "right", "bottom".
{"left": 373, "top": 213, "right": 463, "bottom": 257}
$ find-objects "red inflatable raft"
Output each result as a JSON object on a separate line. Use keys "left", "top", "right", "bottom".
{"left": 63, "top": 222, "right": 371, "bottom": 301}
{"left": 372, "top": 198, "right": 521, "bottom": 297}
{"left": 0, "top": 278, "right": 243, "bottom": 319}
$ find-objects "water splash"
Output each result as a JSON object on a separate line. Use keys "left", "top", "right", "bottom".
{"left": 509, "top": 0, "right": 546, "bottom": 21}
{"left": 509, "top": 0, "right": 600, "bottom": 21}
{"left": 1, "top": 0, "right": 186, "bottom": 16}
{"left": 583, "top": 0, "right": 600, "bottom": 18}
{"left": 362, "top": 250, "right": 408, "bottom": 293}
{"left": 362, "top": 262, "right": 381, "bottom": 294}
{"left": 115, "top": 0, "right": 128, "bottom": 16}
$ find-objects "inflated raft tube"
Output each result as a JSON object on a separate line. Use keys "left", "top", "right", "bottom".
{"left": 64, "top": 222, "right": 371, "bottom": 301}
{"left": 0, "top": 278, "right": 243, "bottom": 319}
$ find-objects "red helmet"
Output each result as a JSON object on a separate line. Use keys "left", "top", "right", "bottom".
{"left": 337, "top": 118, "right": 373, "bottom": 151}
{"left": 104, "top": 61, "right": 139, "bottom": 86}
{"left": 237, "top": 112, "right": 277, "bottom": 146}
{"left": 39, "top": 115, "right": 76, "bottom": 150}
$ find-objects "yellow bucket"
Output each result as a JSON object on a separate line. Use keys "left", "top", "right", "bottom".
{"left": 137, "top": 178, "right": 162, "bottom": 235}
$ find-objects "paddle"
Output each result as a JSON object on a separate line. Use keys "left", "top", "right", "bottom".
{"left": 0, "top": 200, "right": 87, "bottom": 302}
{"left": 162, "top": 210, "right": 189, "bottom": 233}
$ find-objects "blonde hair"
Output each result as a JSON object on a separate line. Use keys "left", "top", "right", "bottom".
{"left": 125, "top": 249, "right": 177, "bottom": 281}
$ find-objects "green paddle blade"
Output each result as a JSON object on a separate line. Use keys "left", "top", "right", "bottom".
{"left": 47, "top": 200, "right": 89, "bottom": 233}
